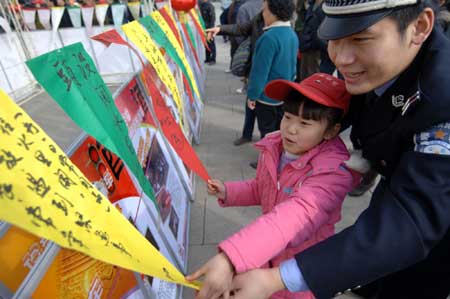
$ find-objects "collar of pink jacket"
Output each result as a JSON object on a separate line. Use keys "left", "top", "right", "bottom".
{"left": 253, "top": 130, "right": 349, "bottom": 173}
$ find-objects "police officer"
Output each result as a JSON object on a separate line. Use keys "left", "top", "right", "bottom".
{"left": 226, "top": 0, "right": 450, "bottom": 298}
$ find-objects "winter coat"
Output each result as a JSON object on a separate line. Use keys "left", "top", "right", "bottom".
{"left": 218, "top": 131, "right": 356, "bottom": 299}
{"left": 298, "top": 0, "right": 335, "bottom": 74}
{"left": 219, "top": 12, "right": 264, "bottom": 76}
{"left": 296, "top": 28, "right": 450, "bottom": 299}
{"left": 437, "top": 7, "right": 450, "bottom": 39}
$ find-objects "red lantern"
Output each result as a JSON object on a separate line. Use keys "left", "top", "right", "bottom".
{"left": 170, "top": 0, "right": 196, "bottom": 12}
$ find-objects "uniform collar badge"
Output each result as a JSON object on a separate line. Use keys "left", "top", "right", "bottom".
{"left": 392, "top": 94, "right": 405, "bottom": 108}
{"left": 401, "top": 91, "right": 421, "bottom": 116}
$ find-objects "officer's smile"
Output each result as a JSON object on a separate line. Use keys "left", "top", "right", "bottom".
{"left": 341, "top": 71, "right": 365, "bottom": 83}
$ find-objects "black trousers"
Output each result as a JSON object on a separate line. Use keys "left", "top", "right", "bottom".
{"left": 255, "top": 102, "right": 283, "bottom": 138}
{"left": 355, "top": 229, "right": 450, "bottom": 299}
{"left": 205, "top": 39, "right": 216, "bottom": 62}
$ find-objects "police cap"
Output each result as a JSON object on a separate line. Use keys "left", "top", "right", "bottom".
{"left": 318, "top": 0, "right": 419, "bottom": 40}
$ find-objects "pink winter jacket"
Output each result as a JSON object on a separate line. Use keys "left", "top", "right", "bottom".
{"left": 218, "top": 131, "right": 357, "bottom": 299}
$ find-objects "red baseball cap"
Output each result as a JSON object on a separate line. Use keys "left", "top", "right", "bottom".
{"left": 264, "top": 73, "right": 351, "bottom": 114}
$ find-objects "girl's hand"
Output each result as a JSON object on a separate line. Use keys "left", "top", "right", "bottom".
{"left": 206, "top": 27, "right": 221, "bottom": 41}
{"left": 207, "top": 179, "right": 226, "bottom": 198}
{"left": 186, "top": 253, "right": 235, "bottom": 299}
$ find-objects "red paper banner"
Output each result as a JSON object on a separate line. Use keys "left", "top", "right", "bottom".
{"left": 91, "top": 29, "right": 146, "bottom": 67}
{"left": 183, "top": 74, "right": 195, "bottom": 104}
{"left": 188, "top": 10, "right": 209, "bottom": 51}
{"left": 142, "top": 65, "right": 210, "bottom": 182}
{"left": 159, "top": 7, "right": 183, "bottom": 49}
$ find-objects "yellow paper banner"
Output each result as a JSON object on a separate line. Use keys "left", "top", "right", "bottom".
{"left": 151, "top": 10, "right": 201, "bottom": 101}
{"left": 0, "top": 90, "right": 200, "bottom": 290}
{"left": 122, "top": 21, "right": 183, "bottom": 118}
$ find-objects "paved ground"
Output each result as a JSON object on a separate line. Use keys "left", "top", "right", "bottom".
{"left": 183, "top": 28, "right": 371, "bottom": 299}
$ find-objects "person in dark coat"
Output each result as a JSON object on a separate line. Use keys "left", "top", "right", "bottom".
{"left": 297, "top": 0, "right": 334, "bottom": 80}
{"left": 226, "top": 0, "right": 246, "bottom": 70}
{"left": 207, "top": 12, "right": 265, "bottom": 146}
{"left": 200, "top": 0, "right": 216, "bottom": 64}
{"left": 221, "top": 0, "right": 450, "bottom": 298}
{"left": 437, "top": 0, "right": 450, "bottom": 37}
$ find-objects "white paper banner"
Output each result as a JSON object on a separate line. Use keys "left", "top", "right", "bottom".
{"left": 37, "top": 8, "right": 51, "bottom": 30}
{"left": 0, "top": 16, "right": 12, "bottom": 34}
{"left": 51, "top": 7, "right": 65, "bottom": 30}
{"left": 49, "top": 7, "right": 64, "bottom": 50}
{"left": 22, "top": 9, "right": 36, "bottom": 30}
{"left": 67, "top": 7, "right": 82, "bottom": 28}
{"left": 95, "top": 4, "right": 109, "bottom": 27}
{"left": 127, "top": 2, "right": 141, "bottom": 21}
{"left": 111, "top": 4, "right": 126, "bottom": 26}
{"left": 81, "top": 6, "right": 95, "bottom": 33}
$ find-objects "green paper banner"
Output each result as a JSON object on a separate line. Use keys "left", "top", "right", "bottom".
{"left": 195, "top": 8, "right": 206, "bottom": 31}
{"left": 26, "top": 42, "right": 156, "bottom": 207}
{"left": 139, "top": 15, "right": 200, "bottom": 100}
{"left": 185, "top": 22, "right": 197, "bottom": 51}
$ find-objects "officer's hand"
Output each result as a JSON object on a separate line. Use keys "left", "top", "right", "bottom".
{"left": 186, "top": 253, "right": 235, "bottom": 299}
{"left": 230, "top": 268, "right": 285, "bottom": 299}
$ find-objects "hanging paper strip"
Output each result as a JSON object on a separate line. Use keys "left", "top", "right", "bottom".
{"left": 192, "top": 7, "right": 206, "bottom": 31}
{"left": 95, "top": 4, "right": 108, "bottom": 27}
{"left": 122, "top": 21, "right": 183, "bottom": 118}
{"left": 180, "top": 21, "right": 201, "bottom": 70}
{"left": 67, "top": 7, "right": 82, "bottom": 28}
{"left": 25, "top": 42, "right": 157, "bottom": 209}
{"left": 142, "top": 67, "right": 210, "bottom": 182}
{"left": 37, "top": 8, "right": 51, "bottom": 30}
{"left": 182, "top": 74, "right": 195, "bottom": 104}
{"left": 127, "top": 2, "right": 141, "bottom": 21}
{"left": 81, "top": 6, "right": 94, "bottom": 32}
{"left": 185, "top": 21, "right": 197, "bottom": 50}
{"left": 51, "top": 7, "right": 64, "bottom": 30}
{"left": 141, "top": 3, "right": 149, "bottom": 17}
{"left": 49, "top": 7, "right": 65, "bottom": 50}
{"left": 159, "top": 6, "right": 182, "bottom": 48}
{"left": 140, "top": 12, "right": 201, "bottom": 101}
{"left": 0, "top": 89, "right": 200, "bottom": 290}
{"left": 188, "top": 10, "right": 208, "bottom": 50}
{"left": 91, "top": 28, "right": 147, "bottom": 72}
{"left": 22, "top": 9, "right": 37, "bottom": 30}
{"left": 111, "top": 4, "right": 126, "bottom": 26}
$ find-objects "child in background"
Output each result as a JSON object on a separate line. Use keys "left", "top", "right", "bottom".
{"left": 187, "top": 73, "right": 359, "bottom": 299}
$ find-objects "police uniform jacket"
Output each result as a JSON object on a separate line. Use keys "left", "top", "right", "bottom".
{"left": 294, "top": 28, "right": 450, "bottom": 298}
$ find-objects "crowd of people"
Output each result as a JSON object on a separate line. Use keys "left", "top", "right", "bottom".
{"left": 194, "top": 0, "right": 450, "bottom": 298}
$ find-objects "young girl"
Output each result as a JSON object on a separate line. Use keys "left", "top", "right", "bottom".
{"left": 187, "top": 73, "right": 358, "bottom": 299}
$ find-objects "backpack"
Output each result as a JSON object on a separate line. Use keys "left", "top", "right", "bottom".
{"left": 231, "top": 37, "right": 251, "bottom": 77}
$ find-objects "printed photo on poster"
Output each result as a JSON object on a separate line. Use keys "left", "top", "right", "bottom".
{"left": 116, "top": 195, "right": 180, "bottom": 298}
{"left": 0, "top": 227, "right": 50, "bottom": 296}
{"left": 69, "top": 135, "right": 140, "bottom": 204}
{"left": 144, "top": 132, "right": 190, "bottom": 269}
{"left": 32, "top": 247, "right": 143, "bottom": 299}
